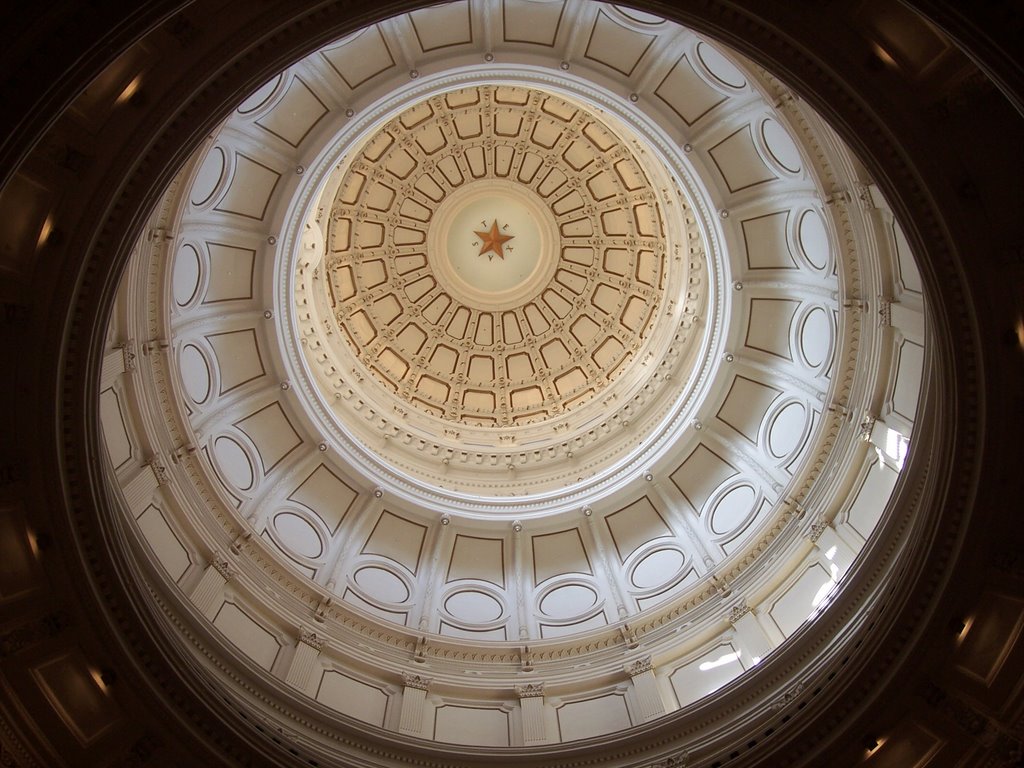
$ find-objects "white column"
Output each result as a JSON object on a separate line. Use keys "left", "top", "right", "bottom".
{"left": 398, "top": 673, "right": 431, "bottom": 736}
{"left": 99, "top": 347, "right": 126, "bottom": 391}
{"left": 121, "top": 463, "right": 159, "bottom": 516}
{"left": 809, "top": 519, "right": 857, "bottom": 573}
{"left": 285, "top": 628, "right": 324, "bottom": 693}
{"left": 625, "top": 657, "right": 667, "bottom": 723}
{"left": 729, "top": 601, "right": 774, "bottom": 665}
{"left": 516, "top": 684, "right": 547, "bottom": 744}
{"left": 190, "top": 557, "right": 233, "bottom": 619}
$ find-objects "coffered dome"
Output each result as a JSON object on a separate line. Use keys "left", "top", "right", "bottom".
{"left": 295, "top": 81, "right": 703, "bottom": 496}
{"left": 96, "top": 0, "right": 927, "bottom": 762}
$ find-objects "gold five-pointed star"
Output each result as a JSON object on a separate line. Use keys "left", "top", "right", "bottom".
{"left": 474, "top": 220, "right": 514, "bottom": 260}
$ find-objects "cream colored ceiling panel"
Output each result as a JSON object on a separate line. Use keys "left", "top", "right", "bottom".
{"left": 866, "top": 721, "right": 944, "bottom": 768}
{"left": 211, "top": 435, "right": 255, "bottom": 492}
{"left": 654, "top": 54, "right": 728, "bottom": 127}
{"left": 438, "top": 622, "right": 507, "bottom": 641}
{"left": 341, "top": 588, "right": 409, "bottom": 624}
{"left": 532, "top": 528, "right": 591, "bottom": 584}
{"left": 409, "top": 1, "right": 473, "bottom": 52}
{"left": 136, "top": 505, "right": 191, "bottom": 582}
{"left": 669, "top": 443, "right": 739, "bottom": 513}
{"left": 255, "top": 76, "right": 329, "bottom": 148}
{"left": 707, "top": 483, "right": 756, "bottom": 537}
{"left": 890, "top": 339, "right": 924, "bottom": 423}
{"left": 203, "top": 242, "right": 255, "bottom": 303}
{"left": 708, "top": 126, "right": 777, "bottom": 193}
{"left": 765, "top": 401, "right": 809, "bottom": 461}
{"left": 720, "top": 498, "right": 773, "bottom": 556}
{"left": 206, "top": 329, "right": 265, "bottom": 394}
{"left": 501, "top": 0, "right": 565, "bottom": 46}
{"left": 233, "top": 402, "right": 303, "bottom": 475}
{"left": 604, "top": 496, "right": 672, "bottom": 561}
{"left": 556, "top": 692, "right": 631, "bottom": 742}
{"left": 353, "top": 565, "right": 411, "bottom": 604}
{"left": 797, "top": 306, "right": 834, "bottom": 369}
{"left": 179, "top": 344, "right": 212, "bottom": 404}
{"left": 172, "top": 243, "right": 201, "bottom": 306}
{"left": 286, "top": 464, "right": 357, "bottom": 535}
{"left": 892, "top": 219, "right": 923, "bottom": 294}
{"left": 636, "top": 567, "right": 698, "bottom": 610}
{"left": 760, "top": 118, "right": 803, "bottom": 175}
{"left": 443, "top": 589, "right": 504, "bottom": 624}
{"left": 767, "top": 561, "right": 834, "bottom": 637}
{"left": 213, "top": 153, "right": 281, "bottom": 220}
{"left": 694, "top": 41, "right": 746, "bottom": 90}
{"left": 31, "top": 653, "right": 121, "bottom": 745}
{"left": 434, "top": 705, "right": 509, "bottom": 746}
{"left": 584, "top": 9, "right": 656, "bottom": 77}
{"left": 539, "top": 582, "right": 599, "bottom": 619}
{"left": 319, "top": 27, "right": 396, "bottom": 91}
{"left": 236, "top": 74, "right": 282, "bottom": 115}
{"left": 361, "top": 510, "right": 428, "bottom": 574}
{"left": 263, "top": 530, "right": 316, "bottom": 578}
{"left": 745, "top": 298, "right": 799, "bottom": 360}
{"left": 796, "top": 208, "right": 831, "bottom": 271}
{"left": 99, "top": 388, "right": 132, "bottom": 470}
{"left": 669, "top": 642, "right": 744, "bottom": 708}
{"left": 189, "top": 145, "right": 225, "bottom": 207}
{"left": 212, "top": 602, "right": 281, "bottom": 671}
{"left": 272, "top": 511, "right": 324, "bottom": 560}
{"left": 446, "top": 534, "right": 505, "bottom": 586}
{"left": 953, "top": 592, "right": 1024, "bottom": 686}
{"left": 315, "top": 671, "right": 389, "bottom": 727}
{"left": 540, "top": 610, "right": 607, "bottom": 639}
{"left": 716, "top": 375, "right": 783, "bottom": 444}
{"left": 741, "top": 211, "right": 796, "bottom": 270}
{"left": 628, "top": 546, "right": 686, "bottom": 590}
{"left": 842, "top": 455, "right": 899, "bottom": 541}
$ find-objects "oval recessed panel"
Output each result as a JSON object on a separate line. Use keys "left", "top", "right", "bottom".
{"left": 762, "top": 119, "right": 802, "bottom": 174}
{"left": 798, "top": 209, "right": 830, "bottom": 270}
{"left": 190, "top": 146, "right": 225, "bottom": 207}
{"left": 213, "top": 436, "right": 254, "bottom": 491}
{"left": 614, "top": 5, "right": 666, "bottom": 25}
{"left": 696, "top": 42, "right": 746, "bottom": 89}
{"left": 180, "top": 344, "right": 211, "bottom": 404}
{"left": 540, "top": 584, "right": 598, "bottom": 619}
{"left": 444, "top": 590, "right": 503, "bottom": 624}
{"left": 800, "top": 307, "right": 832, "bottom": 368}
{"left": 710, "top": 485, "right": 756, "bottom": 536}
{"left": 172, "top": 244, "right": 201, "bottom": 306}
{"left": 354, "top": 566, "right": 410, "bottom": 604}
{"left": 768, "top": 402, "right": 807, "bottom": 459}
{"left": 631, "top": 549, "right": 685, "bottom": 589}
{"left": 273, "top": 512, "right": 323, "bottom": 559}
{"left": 237, "top": 74, "right": 282, "bottom": 114}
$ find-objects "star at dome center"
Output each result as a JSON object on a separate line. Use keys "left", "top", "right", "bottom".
{"left": 474, "top": 220, "right": 514, "bottom": 260}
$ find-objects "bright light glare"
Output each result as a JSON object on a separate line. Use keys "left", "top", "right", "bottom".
{"left": 884, "top": 428, "right": 908, "bottom": 470}
{"left": 699, "top": 651, "right": 741, "bottom": 671}
{"left": 811, "top": 563, "right": 840, "bottom": 609}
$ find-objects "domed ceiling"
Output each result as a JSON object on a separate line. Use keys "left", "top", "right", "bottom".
{"left": 98, "top": 0, "right": 927, "bottom": 760}
{"left": 295, "top": 81, "right": 701, "bottom": 497}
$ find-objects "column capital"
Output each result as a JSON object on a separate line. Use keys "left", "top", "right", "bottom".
{"left": 625, "top": 655, "right": 653, "bottom": 677}
{"left": 212, "top": 554, "right": 236, "bottom": 581}
{"left": 401, "top": 672, "right": 432, "bottom": 691}
{"left": 298, "top": 627, "right": 324, "bottom": 652}
{"left": 728, "top": 599, "right": 751, "bottom": 624}
{"left": 515, "top": 682, "right": 545, "bottom": 698}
